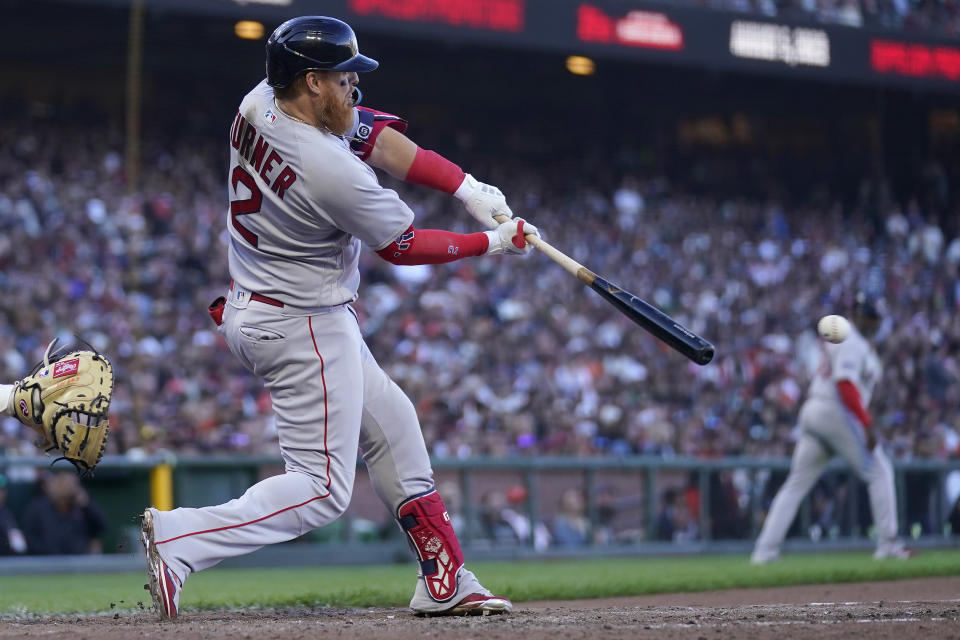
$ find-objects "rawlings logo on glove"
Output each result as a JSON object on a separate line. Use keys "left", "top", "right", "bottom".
{"left": 12, "top": 339, "right": 114, "bottom": 475}
{"left": 53, "top": 359, "right": 80, "bottom": 378}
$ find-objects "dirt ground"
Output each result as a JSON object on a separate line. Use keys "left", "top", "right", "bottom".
{"left": 2, "top": 576, "right": 958, "bottom": 640}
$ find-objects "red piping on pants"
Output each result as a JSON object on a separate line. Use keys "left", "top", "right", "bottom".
{"left": 309, "top": 315, "right": 332, "bottom": 491}
{"left": 156, "top": 316, "right": 333, "bottom": 545}
{"left": 155, "top": 493, "right": 330, "bottom": 545}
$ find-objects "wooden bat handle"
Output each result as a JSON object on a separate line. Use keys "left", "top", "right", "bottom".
{"left": 493, "top": 214, "right": 596, "bottom": 285}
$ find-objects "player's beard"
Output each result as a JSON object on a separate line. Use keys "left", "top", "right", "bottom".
{"left": 315, "top": 89, "right": 354, "bottom": 136}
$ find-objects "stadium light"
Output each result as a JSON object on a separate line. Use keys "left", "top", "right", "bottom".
{"left": 235, "top": 20, "right": 265, "bottom": 40}
{"left": 566, "top": 55, "right": 595, "bottom": 75}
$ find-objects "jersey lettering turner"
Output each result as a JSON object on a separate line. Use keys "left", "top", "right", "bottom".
{"left": 230, "top": 110, "right": 298, "bottom": 199}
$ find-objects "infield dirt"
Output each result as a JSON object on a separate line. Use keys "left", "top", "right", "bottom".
{"left": 1, "top": 575, "right": 957, "bottom": 639}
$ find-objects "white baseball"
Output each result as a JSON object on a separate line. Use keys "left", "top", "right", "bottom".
{"left": 817, "top": 314, "right": 851, "bottom": 343}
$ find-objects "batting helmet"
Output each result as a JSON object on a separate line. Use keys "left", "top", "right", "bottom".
{"left": 266, "top": 16, "right": 378, "bottom": 89}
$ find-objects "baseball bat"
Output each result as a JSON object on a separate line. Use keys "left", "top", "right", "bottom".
{"left": 497, "top": 215, "right": 715, "bottom": 366}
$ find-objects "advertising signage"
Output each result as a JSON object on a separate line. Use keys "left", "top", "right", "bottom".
{"left": 577, "top": 4, "right": 684, "bottom": 51}
{"left": 870, "top": 40, "right": 960, "bottom": 83}
{"left": 59, "top": 0, "right": 960, "bottom": 92}
{"left": 566, "top": 3, "right": 959, "bottom": 92}
{"left": 347, "top": 0, "right": 525, "bottom": 33}
{"left": 729, "top": 20, "right": 830, "bottom": 68}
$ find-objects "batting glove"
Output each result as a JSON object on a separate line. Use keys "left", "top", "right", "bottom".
{"left": 455, "top": 174, "right": 513, "bottom": 230}
{"left": 484, "top": 218, "right": 539, "bottom": 256}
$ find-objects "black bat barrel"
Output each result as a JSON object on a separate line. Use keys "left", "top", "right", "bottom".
{"left": 589, "top": 276, "right": 715, "bottom": 366}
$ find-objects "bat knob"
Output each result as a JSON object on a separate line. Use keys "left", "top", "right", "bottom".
{"left": 694, "top": 344, "right": 715, "bottom": 366}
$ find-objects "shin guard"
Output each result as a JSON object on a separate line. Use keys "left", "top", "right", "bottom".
{"left": 397, "top": 489, "right": 464, "bottom": 602}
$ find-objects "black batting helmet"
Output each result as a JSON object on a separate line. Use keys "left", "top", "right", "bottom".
{"left": 266, "top": 16, "right": 378, "bottom": 89}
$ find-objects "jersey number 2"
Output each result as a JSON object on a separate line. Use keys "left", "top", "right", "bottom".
{"left": 230, "top": 165, "right": 261, "bottom": 247}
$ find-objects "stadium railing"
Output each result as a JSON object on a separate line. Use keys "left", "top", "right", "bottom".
{"left": 3, "top": 454, "right": 959, "bottom": 546}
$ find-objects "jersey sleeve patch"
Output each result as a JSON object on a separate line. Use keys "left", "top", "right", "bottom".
{"left": 351, "top": 107, "right": 409, "bottom": 161}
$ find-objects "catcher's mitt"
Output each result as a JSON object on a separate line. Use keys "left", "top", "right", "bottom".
{"left": 12, "top": 339, "right": 114, "bottom": 474}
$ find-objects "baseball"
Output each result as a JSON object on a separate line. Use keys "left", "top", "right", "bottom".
{"left": 817, "top": 314, "right": 851, "bottom": 343}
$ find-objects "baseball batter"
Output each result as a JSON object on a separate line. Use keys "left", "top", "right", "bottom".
{"left": 751, "top": 295, "right": 910, "bottom": 564}
{"left": 140, "top": 16, "right": 539, "bottom": 619}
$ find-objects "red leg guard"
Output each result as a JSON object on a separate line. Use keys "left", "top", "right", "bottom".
{"left": 397, "top": 489, "right": 465, "bottom": 603}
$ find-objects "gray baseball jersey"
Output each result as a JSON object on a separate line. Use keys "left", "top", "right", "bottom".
{"left": 808, "top": 326, "right": 882, "bottom": 407}
{"left": 753, "top": 323, "right": 904, "bottom": 562}
{"left": 147, "top": 80, "right": 493, "bottom": 613}
{"left": 227, "top": 80, "right": 413, "bottom": 309}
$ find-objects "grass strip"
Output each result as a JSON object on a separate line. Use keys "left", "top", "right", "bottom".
{"left": 1, "top": 550, "right": 958, "bottom": 616}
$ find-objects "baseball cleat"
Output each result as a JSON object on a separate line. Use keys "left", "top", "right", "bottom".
{"left": 873, "top": 546, "right": 914, "bottom": 560}
{"left": 749, "top": 550, "right": 780, "bottom": 565}
{"left": 417, "top": 593, "right": 513, "bottom": 617}
{"left": 141, "top": 509, "right": 182, "bottom": 620}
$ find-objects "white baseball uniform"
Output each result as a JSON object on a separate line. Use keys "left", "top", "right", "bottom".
{"left": 752, "top": 324, "right": 906, "bottom": 562}
{"left": 147, "top": 80, "right": 491, "bottom": 612}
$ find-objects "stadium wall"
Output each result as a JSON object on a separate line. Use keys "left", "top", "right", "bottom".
{"left": 1, "top": 455, "right": 958, "bottom": 565}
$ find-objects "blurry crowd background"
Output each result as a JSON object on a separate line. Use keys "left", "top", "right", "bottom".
{"left": 0, "top": 110, "right": 957, "bottom": 467}
{"left": 1, "top": 0, "right": 960, "bottom": 555}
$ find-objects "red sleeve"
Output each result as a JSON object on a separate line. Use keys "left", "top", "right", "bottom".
{"left": 836, "top": 380, "right": 872, "bottom": 428}
{"left": 376, "top": 226, "right": 488, "bottom": 265}
{"left": 351, "top": 106, "right": 408, "bottom": 161}
{"left": 404, "top": 147, "right": 466, "bottom": 194}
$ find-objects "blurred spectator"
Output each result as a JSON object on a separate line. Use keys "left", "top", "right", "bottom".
{"left": 949, "top": 493, "right": 960, "bottom": 536}
{"left": 655, "top": 487, "right": 698, "bottom": 542}
{"left": 809, "top": 476, "right": 846, "bottom": 539}
{"left": 591, "top": 485, "right": 620, "bottom": 545}
{"left": 0, "top": 473, "right": 26, "bottom": 555}
{"left": 478, "top": 489, "right": 521, "bottom": 544}
{"left": 551, "top": 488, "right": 590, "bottom": 547}
{"left": 22, "top": 471, "right": 106, "bottom": 555}
{"left": 478, "top": 487, "right": 550, "bottom": 550}
{"left": 904, "top": 430, "right": 942, "bottom": 535}
{"left": 683, "top": 472, "right": 702, "bottom": 532}
{"left": 709, "top": 470, "right": 750, "bottom": 539}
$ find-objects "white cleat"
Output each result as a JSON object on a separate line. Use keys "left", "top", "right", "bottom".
{"left": 750, "top": 550, "right": 780, "bottom": 565}
{"left": 417, "top": 593, "right": 513, "bottom": 617}
{"left": 141, "top": 509, "right": 182, "bottom": 620}
{"left": 873, "top": 545, "right": 914, "bottom": 560}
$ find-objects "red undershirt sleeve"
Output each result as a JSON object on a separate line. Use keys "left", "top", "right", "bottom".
{"left": 836, "top": 380, "right": 872, "bottom": 428}
{"left": 376, "top": 225, "right": 488, "bottom": 265}
{"left": 404, "top": 147, "right": 466, "bottom": 194}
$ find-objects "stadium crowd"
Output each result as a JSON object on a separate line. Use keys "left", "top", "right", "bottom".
{"left": 0, "top": 114, "right": 957, "bottom": 473}
{"left": 690, "top": 0, "right": 960, "bottom": 35}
